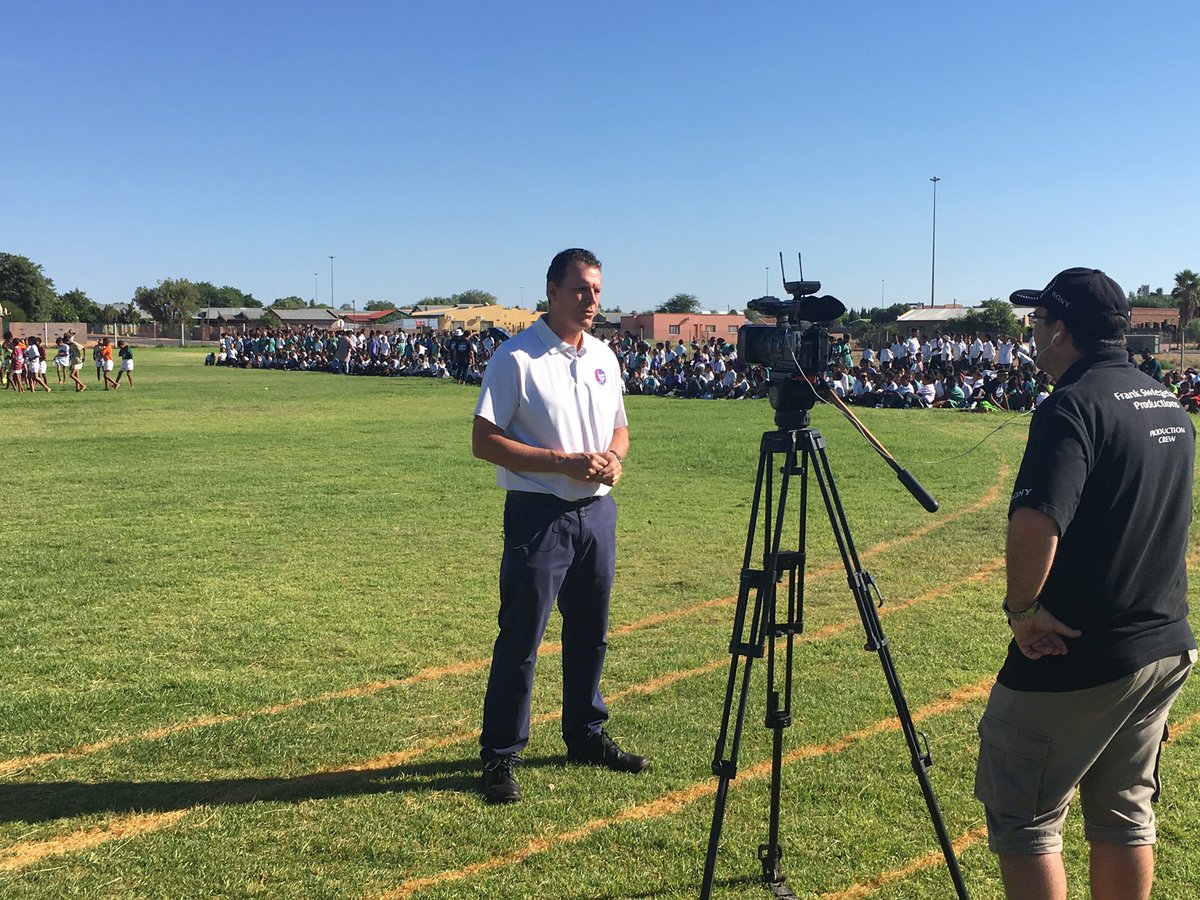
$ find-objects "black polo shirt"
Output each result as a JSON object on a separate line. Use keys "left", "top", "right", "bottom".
{"left": 1000, "top": 349, "right": 1197, "bottom": 692}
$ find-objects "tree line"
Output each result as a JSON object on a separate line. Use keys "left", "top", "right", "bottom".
{"left": 3, "top": 252, "right": 1196, "bottom": 337}
{"left": 0, "top": 254, "right": 271, "bottom": 326}
{"left": 0, "top": 253, "right": 508, "bottom": 327}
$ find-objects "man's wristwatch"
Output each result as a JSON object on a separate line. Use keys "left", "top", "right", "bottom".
{"left": 1002, "top": 598, "right": 1041, "bottom": 623}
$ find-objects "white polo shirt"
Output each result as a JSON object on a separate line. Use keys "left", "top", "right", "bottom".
{"left": 475, "top": 316, "right": 628, "bottom": 501}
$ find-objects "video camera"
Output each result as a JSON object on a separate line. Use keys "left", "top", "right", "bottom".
{"left": 738, "top": 279, "right": 846, "bottom": 375}
{"left": 737, "top": 257, "right": 848, "bottom": 424}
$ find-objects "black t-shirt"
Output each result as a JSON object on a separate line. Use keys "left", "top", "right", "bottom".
{"left": 1000, "top": 349, "right": 1197, "bottom": 692}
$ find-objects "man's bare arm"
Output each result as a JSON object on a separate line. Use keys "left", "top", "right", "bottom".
{"left": 606, "top": 426, "right": 629, "bottom": 463}
{"left": 1005, "top": 506, "right": 1081, "bottom": 659}
{"left": 472, "top": 416, "right": 606, "bottom": 483}
{"left": 1006, "top": 507, "right": 1058, "bottom": 609}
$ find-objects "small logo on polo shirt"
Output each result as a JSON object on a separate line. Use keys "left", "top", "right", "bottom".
{"left": 595, "top": 369, "right": 607, "bottom": 385}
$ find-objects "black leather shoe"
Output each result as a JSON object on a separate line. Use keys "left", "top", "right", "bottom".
{"left": 481, "top": 755, "right": 522, "bottom": 804}
{"left": 566, "top": 729, "right": 650, "bottom": 773}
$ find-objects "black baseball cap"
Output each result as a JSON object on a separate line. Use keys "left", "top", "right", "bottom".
{"left": 1010, "top": 267, "right": 1129, "bottom": 333}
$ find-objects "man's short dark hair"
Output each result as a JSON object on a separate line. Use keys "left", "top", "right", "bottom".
{"left": 546, "top": 248, "right": 601, "bottom": 286}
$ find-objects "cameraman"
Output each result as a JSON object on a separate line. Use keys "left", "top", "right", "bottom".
{"left": 975, "top": 268, "right": 1195, "bottom": 900}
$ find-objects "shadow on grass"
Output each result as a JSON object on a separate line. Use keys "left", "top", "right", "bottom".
{"left": 0, "top": 755, "right": 565, "bottom": 823}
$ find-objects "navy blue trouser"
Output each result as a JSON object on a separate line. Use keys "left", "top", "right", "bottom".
{"left": 480, "top": 491, "right": 616, "bottom": 761}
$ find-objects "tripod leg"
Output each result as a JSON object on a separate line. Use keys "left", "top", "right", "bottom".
{"left": 804, "top": 431, "right": 971, "bottom": 900}
{"left": 701, "top": 433, "right": 781, "bottom": 899}
{"left": 700, "top": 429, "right": 811, "bottom": 900}
{"left": 761, "top": 445, "right": 805, "bottom": 892}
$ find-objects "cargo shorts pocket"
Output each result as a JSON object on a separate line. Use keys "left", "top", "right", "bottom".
{"left": 975, "top": 714, "right": 1051, "bottom": 820}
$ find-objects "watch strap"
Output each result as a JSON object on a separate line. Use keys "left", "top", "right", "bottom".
{"left": 1002, "top": 598, "right": 1041, "bottom": 623}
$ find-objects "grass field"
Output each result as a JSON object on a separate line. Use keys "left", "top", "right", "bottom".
{"left": 2, "top": 349, "right": 1198, "bottom": 899}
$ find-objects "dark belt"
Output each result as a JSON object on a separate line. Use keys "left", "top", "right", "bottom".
{"left": 507, "top": 490, "right": 603, "bottom": 510}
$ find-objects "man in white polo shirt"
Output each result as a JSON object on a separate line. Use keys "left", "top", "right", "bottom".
{"left": 472, "top": 248, "right": 648, "bottom": 805}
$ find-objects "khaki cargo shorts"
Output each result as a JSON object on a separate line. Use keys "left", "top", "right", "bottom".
{"left": 975, "top": 649, "right": 1195, "bottom": 856}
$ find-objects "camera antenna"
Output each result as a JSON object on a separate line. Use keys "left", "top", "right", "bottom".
{"left": 778, "top": 251, "right": 808, "bottom": 284}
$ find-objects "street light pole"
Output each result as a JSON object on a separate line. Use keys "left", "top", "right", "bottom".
{"left": 314, "top": 273, "right": 319, "bottom": 305}
{"left": 765, "top": 266, "right": 770, "bottom": 296}
{"left": 329, "top": 256, "right": 336, "bottom": 313}
{"left": 929, "top": 176, "right": 941, "bottom": 307}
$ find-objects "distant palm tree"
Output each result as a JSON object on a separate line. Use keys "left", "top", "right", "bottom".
{"left": 1172, "top": 270, "right": 1200, "bottom": 366}
{"left": 1175, "top": 270, "right": 1199, "bottom": 324}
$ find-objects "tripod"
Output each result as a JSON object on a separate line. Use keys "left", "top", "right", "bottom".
{"left": 699, "top": 401, "right": 970, "bottom": 899}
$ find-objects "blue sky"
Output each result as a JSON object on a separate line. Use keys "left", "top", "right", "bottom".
{"left": 4, "top": 0, "right": 1198, "bottom": 313}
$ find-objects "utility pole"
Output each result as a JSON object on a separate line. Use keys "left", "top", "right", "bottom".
{"left": 929, "top": 176, "right": 941, "bottom": 307}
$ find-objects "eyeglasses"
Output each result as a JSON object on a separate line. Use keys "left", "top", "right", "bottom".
{"left": 1028, "top": 313, "right": 1053, "bottom": 324}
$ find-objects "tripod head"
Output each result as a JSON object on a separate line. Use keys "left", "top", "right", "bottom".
{"left": 768, "top": 375, "right": 822, "bottom": 431}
